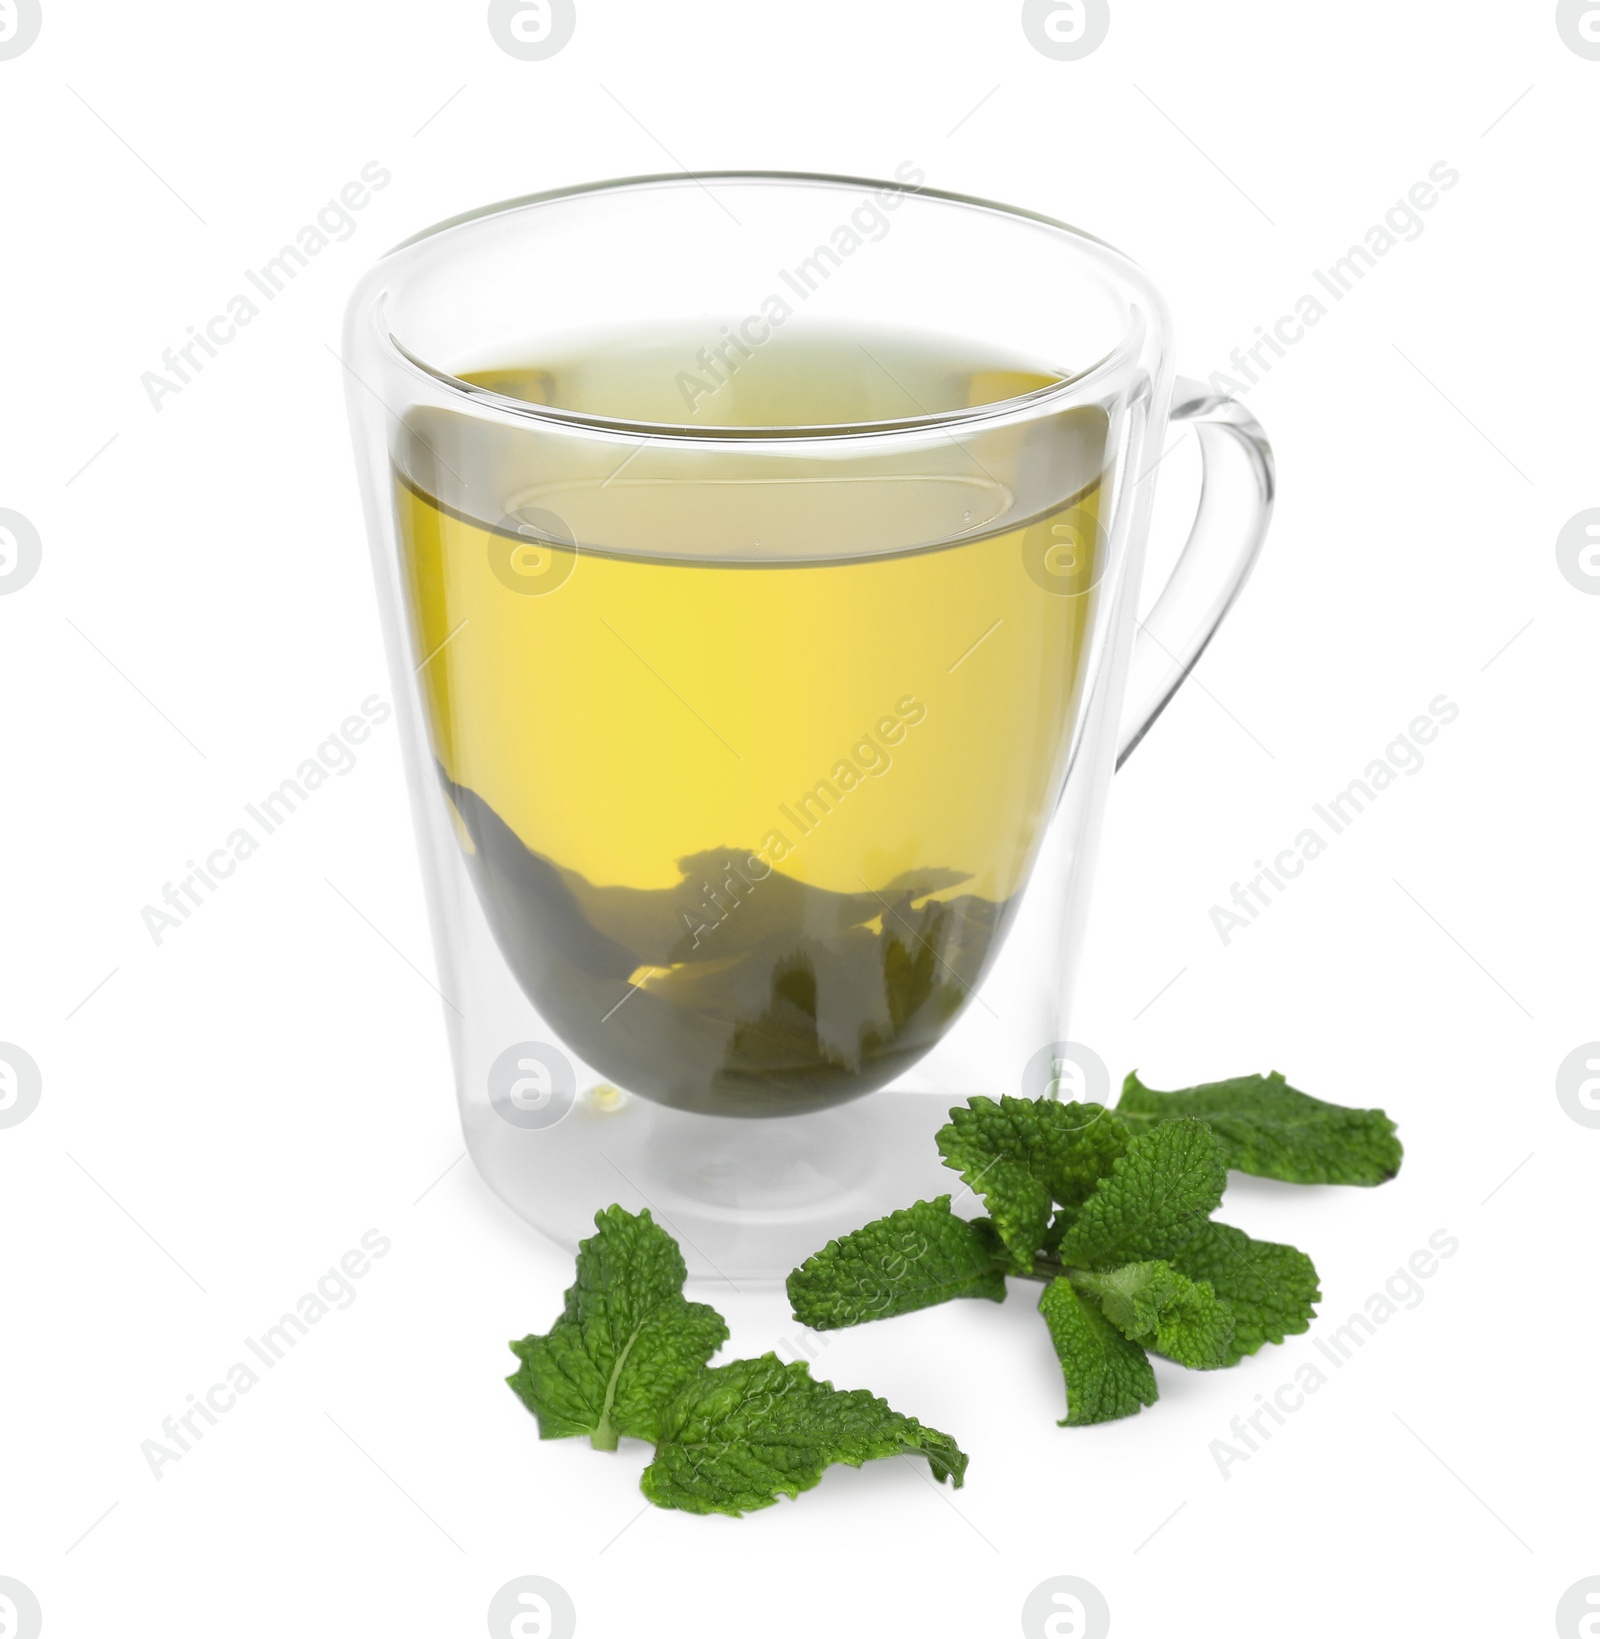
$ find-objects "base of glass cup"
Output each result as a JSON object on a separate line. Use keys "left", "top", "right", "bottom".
{"left": 463, "top": 1087, "right": 965, "bottom": 1281}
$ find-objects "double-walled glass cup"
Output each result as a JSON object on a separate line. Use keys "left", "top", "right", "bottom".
{"left": 342, "top": 172, "right": 1273, "bottom": 1279}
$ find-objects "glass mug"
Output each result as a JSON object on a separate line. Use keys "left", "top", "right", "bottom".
{"left": 342, "top": 172, "right": 1273, "bottom": 1279}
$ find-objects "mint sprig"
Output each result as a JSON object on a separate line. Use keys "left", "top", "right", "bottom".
{"left": 507, "top": 1206, "right": 967, "bottom": 1513}
{"left": 787, "top": 1072, "right": 1394, "bottom": 1427}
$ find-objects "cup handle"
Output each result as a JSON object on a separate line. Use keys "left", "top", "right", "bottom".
{"left": 1115, "top": 376, "right": 1276, "bottom": 767}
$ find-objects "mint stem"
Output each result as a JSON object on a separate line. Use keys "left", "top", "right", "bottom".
{"left": 1015, "top": 1255, "right": 1083, "bottom": 1285}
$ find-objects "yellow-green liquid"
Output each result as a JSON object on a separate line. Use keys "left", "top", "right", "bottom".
{"left": 397, "top": 324, "right": 1106, "bottom": 1115}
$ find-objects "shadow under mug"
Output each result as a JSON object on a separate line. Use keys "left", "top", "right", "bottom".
{"left": 342, "top": 172, "right": 1274, "bottom": 1280}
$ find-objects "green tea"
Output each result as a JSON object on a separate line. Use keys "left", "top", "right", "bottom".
{"left": 396, "top": 324, "right": 1107, "bottom": 1115}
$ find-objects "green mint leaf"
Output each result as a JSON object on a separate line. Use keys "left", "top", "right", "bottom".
{"left": 935, "top": 1096, "right": 1130, "bottom": 1270}
{"left": 1167, "top": 1221, "right": 1321, "bottom": 1365}
{"left": 507, "top": 1205, "right": 729, "bottom": 1450}
{"left": 786, "top": 1196, "right": 1008, "bottom": 1330}
{"left": 1055, "top": 1118, "right": 1227, "bottom": 1268}
{"left": 640, "top": 1354, "right": 968, "bottom": 1515}
{"left": 1117, "top": 1070, "right": 1402, "bottom": 1186}
{"left": 1071, "top": 1261, "right": 1235, "bottom": 1370}
{"left": 1038, "top": 1276, "right": 1158, "bottom": 1426}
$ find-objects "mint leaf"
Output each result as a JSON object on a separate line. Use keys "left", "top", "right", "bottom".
{"left": 1167, "top": 1221, "right": 1321, "bottom": 1365}
{"left": 507, "top": 1205, "right": 728, "bottom": 1450}
{"left": 787, "top": 1196, "right": 1008, "bottom": 1330}
{"left": 1071, "top": 1261, "right": 1235, "bottom": 1369}
{"left": 935, "top": 1096, "right": 1130, "bottom": 1270}
{"left": 1038, "top": 1277, "right": 1158, "bottom": 1426}
{"left": 1055, "top": 1118, "right": 1226, "bottom": 1268}
{"left": 640, "top": 1355, "right": 968, "bottom": 1515}
{"left": 1117, "top": 1070, "right": 1402, "bottom": 1186}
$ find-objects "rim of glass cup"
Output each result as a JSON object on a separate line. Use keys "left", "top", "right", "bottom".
{"left": 358, "top": 170, "right": 1164, "bottom": 445}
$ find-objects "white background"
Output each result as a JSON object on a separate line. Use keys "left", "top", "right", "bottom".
{"left": 3, "top": 3, "right": 1597, "bottom": 1635}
